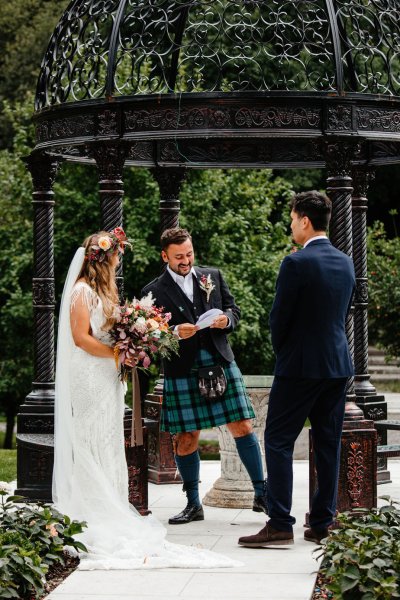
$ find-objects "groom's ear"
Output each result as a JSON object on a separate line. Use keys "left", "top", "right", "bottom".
{"left": 161, "top": 250, "right": 168, "bottom": 263}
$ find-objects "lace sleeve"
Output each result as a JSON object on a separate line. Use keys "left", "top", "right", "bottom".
{"left": 70, "top": 282, "right": 98, "bottom": 315}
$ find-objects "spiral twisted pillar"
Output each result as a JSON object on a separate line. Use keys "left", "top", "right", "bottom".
{"left": 90, "top": 142, "right": 127, "bottom": 298}
{"left": 325, "top": 140, "right": 361, "bottom": 417}
{"left": 145, "top": 168, "right": 187, "bottom": 485}
{"left": 351, "top": 167, "right": 389, "bottom": 483}
{"left": 307, "top": 140, "right": 377, "bottom": 524}
{"left": 16, "top": 152, "right": 62, "bottom": 501}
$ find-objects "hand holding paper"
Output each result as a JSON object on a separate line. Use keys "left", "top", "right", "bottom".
{"left": 195, "top": 308, "right": 224, "bottom": 330}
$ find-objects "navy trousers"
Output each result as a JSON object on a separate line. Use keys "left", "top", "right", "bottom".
{"left": 265, "top": 376, "right": 347, "bottom": 532}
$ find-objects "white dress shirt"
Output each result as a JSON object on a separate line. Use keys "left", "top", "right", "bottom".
{"left": 303, "top": 235, "right": 328, "bottom": 248}
{"left": 167, "top": 265, "right": 230, "bottom": 336}
{"left": 167, "top": 265, "right": 197, "bottom": 302}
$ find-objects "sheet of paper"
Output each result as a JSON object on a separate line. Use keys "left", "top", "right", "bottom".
{"left": 195, "top": 308, "right": 223, "bottom": 330}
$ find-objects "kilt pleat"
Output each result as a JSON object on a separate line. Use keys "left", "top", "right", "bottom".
{"left": 161, "top": 349, "right": 255, "bottom": 433}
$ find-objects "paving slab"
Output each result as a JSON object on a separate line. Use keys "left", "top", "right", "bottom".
{"left": 46, "top": 460, "right": 400, "bottom": 600}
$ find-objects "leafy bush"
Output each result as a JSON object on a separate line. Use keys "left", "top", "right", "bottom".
{"left": 368, "top": 221, "right": 400, "bottom": 362}
{"left": 0, "top": 491, "right": 87, "bottom": 599}
{"left": 317, "top": 497, "right": 400, "bottom": 600}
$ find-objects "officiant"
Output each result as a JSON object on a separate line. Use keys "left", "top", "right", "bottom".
{"left": 142, "top": 228, "right": 266, "bottom": 524}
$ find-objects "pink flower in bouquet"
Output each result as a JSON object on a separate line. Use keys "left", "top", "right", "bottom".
{"left": 111, "top": 292, "right": 179, "bottom": 380}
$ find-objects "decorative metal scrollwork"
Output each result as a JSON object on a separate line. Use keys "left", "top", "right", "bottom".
{"left": 335, "top": 0, "right": 400, "bottom": 96}
{"left": 35, "top": 1, "right": 400, "bottom": 109}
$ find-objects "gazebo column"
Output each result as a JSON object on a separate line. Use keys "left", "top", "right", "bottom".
{"left": 90, "top": 143, "right": 127, "bottom": 296}
{"left": 352, "top": 168, "right": 389, "bottom": 483}
{"left": 145, "top": 167, "right": 186, "bottom": 484}
{"left": 152, "top": 167, "right": 185, "bottom": 234}
{"left": 91, "top": 142, "right": 148, "bottom": 514}
{"left": 308, "top": 140, "right": 377, "bottom": 521}
{"left": 16, "top": 152, "right": 62, "bottom": 502}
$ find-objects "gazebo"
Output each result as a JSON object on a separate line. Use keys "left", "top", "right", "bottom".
{"left": 17, "top": 0, "right": 400, "bottom": 509}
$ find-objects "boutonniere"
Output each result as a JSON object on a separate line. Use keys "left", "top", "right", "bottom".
{"left": 199, "top": 274, "right": 215, "bottom": 303}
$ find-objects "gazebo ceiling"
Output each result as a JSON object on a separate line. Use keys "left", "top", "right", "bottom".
{"left": 32, "top": 0, "right": 400, "bottom": 168}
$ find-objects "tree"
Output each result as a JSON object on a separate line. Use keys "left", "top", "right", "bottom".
{"left": 0, "top": 0, "right": 69, "bottom": 149}
{"left": 368, "top": 222, "right": 400, "bottom": 362}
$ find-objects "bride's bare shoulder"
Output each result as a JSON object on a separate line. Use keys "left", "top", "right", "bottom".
{"left": 73, "top": 279, "right": 93, "bottom": 291}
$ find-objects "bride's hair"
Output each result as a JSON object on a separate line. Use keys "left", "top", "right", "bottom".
{"left": 78, "top": 231, "right": 119, "bottom": 329}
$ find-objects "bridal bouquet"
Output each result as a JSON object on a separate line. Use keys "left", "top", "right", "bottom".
{"left": 112, "top": 292, "right": 179, "bottom": 381}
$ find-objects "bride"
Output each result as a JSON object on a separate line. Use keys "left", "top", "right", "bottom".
{"left": 53, "top": 229, "right": 239, "bottom": 570}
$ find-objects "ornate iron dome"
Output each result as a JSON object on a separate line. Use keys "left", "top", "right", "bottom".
{"left": 36, "top": 0, "right": 400, "bottom": 109}
{"left": 31, "top": 0, "right": 400, "bottom": 171}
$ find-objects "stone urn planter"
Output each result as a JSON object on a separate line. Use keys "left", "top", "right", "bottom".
{"left": 203, "top": 375, "right": 272, "bottom": 508}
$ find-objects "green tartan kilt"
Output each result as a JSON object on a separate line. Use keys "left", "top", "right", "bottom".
{"left": 161, "top": 349, "right": 255, "bottom": 433}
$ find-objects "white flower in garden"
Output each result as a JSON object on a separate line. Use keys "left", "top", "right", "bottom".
{"left": 0, "top": 481, "right": 12, "bottom": 493}
{"left": 98, "top": 236, "right": 112, "bottom": 251}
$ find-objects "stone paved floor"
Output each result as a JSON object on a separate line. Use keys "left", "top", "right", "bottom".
{"left": 46, "top": 460, "right": 400, "bottom": 600}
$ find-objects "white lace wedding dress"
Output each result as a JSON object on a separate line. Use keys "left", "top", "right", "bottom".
{"left": 53, "top": 249, "right": 239, "bottom": 570}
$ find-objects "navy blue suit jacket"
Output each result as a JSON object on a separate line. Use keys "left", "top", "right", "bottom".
{"left": 270, "top": 238, "right": 356, "bottom": 379}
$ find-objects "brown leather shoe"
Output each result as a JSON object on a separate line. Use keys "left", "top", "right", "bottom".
{"left": 304, "top": 527, "right": 329, "bottom": 544}
{"left": 238, "top": 523, "right": 294, "bottom": 548}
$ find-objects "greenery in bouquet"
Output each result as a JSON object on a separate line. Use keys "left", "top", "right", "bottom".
{"left": 112, "top": 292, "right": 179, "bottom": 380}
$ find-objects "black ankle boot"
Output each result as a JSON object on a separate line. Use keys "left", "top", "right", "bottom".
{"left": 168, "top": 504, "right": 204, "bottom": 525}
{"left": 252, "top": 494, "right": 268, "bottom": 515}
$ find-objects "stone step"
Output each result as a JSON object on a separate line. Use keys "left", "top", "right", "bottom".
{"left": 377, "top": 444, "right": 400, "bottom": 458}
{"left": 368, "top": 346, "right": 399, "bottom": 367}
{"left": 368, "top": 355, "right": 399, "bottom": 366}
{"left": 369, "top": 365, "right": 400, "bottom": 374}
{"left": 370, "top": 374, "right": 400, "bottom": 382}
{"left": 375, "top": 420, "right": 400, "bottom": 431}
{"left": 369, "top": 346, "right": 386, "bottom": 357}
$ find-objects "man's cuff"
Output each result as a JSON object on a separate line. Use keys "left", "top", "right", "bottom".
{"left": 173, "top": 325, "right": 182, "bottom": 340}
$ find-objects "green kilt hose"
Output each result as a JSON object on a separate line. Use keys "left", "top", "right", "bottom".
{"left": 162, "top": 349, "right": 255, "bottom": 433}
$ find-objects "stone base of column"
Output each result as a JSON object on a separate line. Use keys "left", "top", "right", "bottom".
{"left": 356, "top": 393, "right": 390, "bottom": 484}
{"left": 145, "top": 392, "right": 182, "bottom": 484}
{"left": 203, "top": 377, "right": 270, "bottom": 508}
{"left": 203, "top": 477, "right": 254, "bottom": 508}
{"left": 16, "top": 402, "right": 55, "bottom": 502}
{"left": 15, "top": 433, "right": 54, "bottom": 502}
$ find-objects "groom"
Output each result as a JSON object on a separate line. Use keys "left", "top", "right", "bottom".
{"left": 142, "top": 228, "right": 266, "bottom": 524}
{"left": 239, "top": 190, "right": 355, "bottom": 548}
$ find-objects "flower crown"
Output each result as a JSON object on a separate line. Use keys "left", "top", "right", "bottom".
{"left": 86, "top": 227, "right": 132, "bottom": 264}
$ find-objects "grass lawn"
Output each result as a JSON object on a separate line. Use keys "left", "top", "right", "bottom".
{"left": 198, "top": 439, "right": 220, "bottom": 460}
{"left": 0, "top": 429, "right": 17, "bottom": 482}
{"left": 376, "top": 381, "right": 400, "bottom": 394}
{"left": 0, "top": 449, "right": 17, "bottom": 482}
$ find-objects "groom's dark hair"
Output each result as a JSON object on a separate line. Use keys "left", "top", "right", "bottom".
{"left": 161, "top": 228, "right": 192, "bottom": 250}
{"left": 290, "top": 190, "right": 332, "bottom": 231}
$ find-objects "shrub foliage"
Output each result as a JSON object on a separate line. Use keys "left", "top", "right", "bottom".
{"left": 318, "top": 497, "right": 400, "bottom": 600}
{"left": 0, "top": 492, "right": 87, "bottom": 599}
